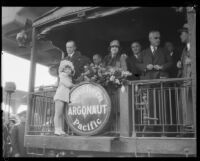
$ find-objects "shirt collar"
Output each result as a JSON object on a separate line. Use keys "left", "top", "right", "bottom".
{"left": 134, "top": 53, "right": 140, "bottom": 59}
{"left": 187, "top": 43, "right": 190, "bottom": 51}
{"left": 68, "top": 52, "right": 75, "bottom": 58}
{"left": 150, "top": 45, "right": 157, "bottom": 52}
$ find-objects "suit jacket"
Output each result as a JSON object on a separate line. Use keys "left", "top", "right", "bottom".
{"left": 177, "top": 46, "right": 192, "bottom": 78}
{"left": 64, "top": 51, "right": 91, "bottom": 80}
{"left": 168, "top": 49, "right": 182, "bottom": 78}
{"left": 11, "top": 122, "right": 26, "bottom": 156}
{"left": 126, "top": 54, "right": 141, "bottom": 80}
{"left": 136, "top": 47, "right": 172, "bottom": 80}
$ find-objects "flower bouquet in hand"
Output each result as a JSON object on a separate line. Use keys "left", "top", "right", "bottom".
{"left": 81, "top": 64, "right": 132, "bottom": 90}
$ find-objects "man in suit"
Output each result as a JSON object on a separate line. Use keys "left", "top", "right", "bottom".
{"left": 177, "top": 24, "right": 194, "bottom": 135}
{"left": 164, "top": 41, "right": 182, "bottom": 78}
{"left": 126, "top": 41, "right": 142, "bottom": 80}
{"left": 136, "top": 31, "right": 172, "bottom": 136}
{"left": 11, "top": 111, "right": 27, "bottom": 157}
{"left": 136, "top": 31, "right": 172, "bottom": 80}
{"left": 164, "top": 41, "right": 182, "bottom": 134}
{"left": 64, "top": 40, "right": 91, "bottom": 82}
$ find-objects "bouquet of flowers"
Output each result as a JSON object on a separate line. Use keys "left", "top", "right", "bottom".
{"left": 80, "top": 63, "right": 132, "bottom": 89}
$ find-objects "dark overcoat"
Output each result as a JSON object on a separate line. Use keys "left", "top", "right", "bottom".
{"left": 64, "top": 51, "right": 91, "bottom": 80}
{"left": 126, "top": 55, "right": 141, "bottom": 80}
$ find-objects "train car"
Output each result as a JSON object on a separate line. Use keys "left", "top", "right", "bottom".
{"left": 22, "top": 7, "right": 196, "bottom": 157}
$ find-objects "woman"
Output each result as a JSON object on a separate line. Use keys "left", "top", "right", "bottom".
{"left": 103, "top": 40, "right": 127, "bottom": 133}
{"left": 103, "top": 40, "right": 127, "bottom": 71}
{"left": 126, "top": 41, "right": 142, "bottom": 80}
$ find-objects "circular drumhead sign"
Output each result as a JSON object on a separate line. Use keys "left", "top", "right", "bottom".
{"left": 65, "top": 82, "right": 111, "bottom": 136}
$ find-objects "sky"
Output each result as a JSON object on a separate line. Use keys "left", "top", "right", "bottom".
{"left": 2, "top": 51, "right": 57, "bottom": 91}
{"left": 2, "top": 51, "right": 57, "bottom": 114}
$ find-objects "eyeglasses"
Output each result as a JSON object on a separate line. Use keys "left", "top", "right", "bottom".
{"left": 110, "top": 45, "right": 119, "bottom": 48}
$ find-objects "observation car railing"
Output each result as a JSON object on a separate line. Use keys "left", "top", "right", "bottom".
{"left": 129, "top": 77, "right": 195, "bottom": 137}
{"left": 27, "top": 78, "right": 195, "bottom": 138}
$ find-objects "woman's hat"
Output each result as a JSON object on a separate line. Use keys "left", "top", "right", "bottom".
{"left": 110, "top": 40, "right": 120, "bottom": 47}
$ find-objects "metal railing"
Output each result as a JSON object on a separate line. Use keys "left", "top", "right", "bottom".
{"left": 27, "top": 78, "right": 195, "bottom": 138}
{"left": 27, "top": 86, "right": 120, "bottom": 136}
{"left": 28, "top": 88, "right": 55, "bottom": 135}
{"left": 129, "top": 78, "right": 195, "bottom": 137}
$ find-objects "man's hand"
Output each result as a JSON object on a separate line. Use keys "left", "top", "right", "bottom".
{"left": 177, "top": 60, "right": 182, "bottom": 68}
{"left": 146, "top": 64, "right": 154, "bottom": 70}
{"left": 154, "top": 65, "right": 163, "bottom": 70}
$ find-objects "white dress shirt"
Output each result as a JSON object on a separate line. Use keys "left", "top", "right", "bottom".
{"left": 150, "top": 45, "right": 157, "bottom": 54}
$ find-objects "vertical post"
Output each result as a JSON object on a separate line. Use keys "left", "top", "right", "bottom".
{"left": 131, "top": 84, "right": 136, "bottom": 137}
{"left": 187, "top": 7, "right": 196, "bottom": 136}
{"left": 119, "top": 85, "right": 131, "bottom": 137}
{"left": 25, "top": 27, "right": 37, "bottom": 135}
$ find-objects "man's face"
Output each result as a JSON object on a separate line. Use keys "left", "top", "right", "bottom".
{"left": 149, "top": 32, "right": 160, "bottom": 47}
{"left": 164, "top": 42, "right": 174, "bottom": 53}
{"left": 66, "top": 42, "right": 76, "bottom": 55}
{"left": 180, "top": 31, "right": 188, "bottom": 43}
{"left": 131, "top": 43, "right": 141, "bottom": 55}
{"left": 93, "top": 55, "right": 101, "bottom": 65}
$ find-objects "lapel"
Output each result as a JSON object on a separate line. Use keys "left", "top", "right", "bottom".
{"left": 132, "top": 55, "right": 140, "bottom": 63}
{"left": 146, "top": 48, "right": 154, "bottom": 63}
{"left": 70, "top": 51, "right": 81, "bottom": 62}
{"left": 152, "top": 47, "right": 162, "bottom": 63}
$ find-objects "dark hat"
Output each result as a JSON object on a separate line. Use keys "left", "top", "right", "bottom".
{"left": 178, "top": 23, "right": 189, "bottom": 33}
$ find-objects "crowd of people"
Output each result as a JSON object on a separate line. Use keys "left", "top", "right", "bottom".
{"left": 3, "top": 23, "right": 193, "bottom": 157}
{"left": 53, "top": 23, "right": 193, "bottom": 136}
{"left": 59, "top": 25, "right": 191, "bottom": 83}
{"left": 3, "top": 110, "right": 27, "bottom": 157}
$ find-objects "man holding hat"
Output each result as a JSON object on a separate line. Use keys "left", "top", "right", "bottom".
{"left": 177, "top": 23, "right": 194, "bottom": 134}
{"left": 177, "top": 23, "right": 192, "bottom": 78}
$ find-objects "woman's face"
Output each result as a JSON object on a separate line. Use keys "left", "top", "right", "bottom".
{"left": 63, "top": 67, "right": 72, "bottom": 75}
{"left": 110, "top": 45, "right": 119, "bottom": 56}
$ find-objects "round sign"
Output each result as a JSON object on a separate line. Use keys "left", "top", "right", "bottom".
{"left": 65, "top": 82, "right": 111, "bottom": 136}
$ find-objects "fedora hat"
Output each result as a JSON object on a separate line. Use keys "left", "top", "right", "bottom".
{"left": 178, "top": 23, "right": 189, "bottom": 33}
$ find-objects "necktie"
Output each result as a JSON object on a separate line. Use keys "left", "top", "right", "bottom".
{"left": 152, "top": 47, "right": 157, "bottom": 55}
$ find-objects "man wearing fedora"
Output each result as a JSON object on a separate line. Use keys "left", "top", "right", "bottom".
{"left": 177, "top": 23, "right": 194, "bottom": 135}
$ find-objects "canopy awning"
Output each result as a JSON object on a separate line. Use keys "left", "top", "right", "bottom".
{"left": 34, "top": 7, "right": 139, "bottom": 33}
